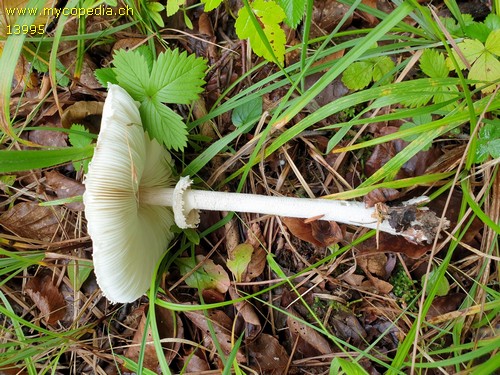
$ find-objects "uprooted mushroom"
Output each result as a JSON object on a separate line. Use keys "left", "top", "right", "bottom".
{"left": 83, "top": 84, "right": 447, "bottom": 303}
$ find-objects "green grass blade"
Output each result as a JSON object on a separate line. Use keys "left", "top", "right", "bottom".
{"left": 0, "top": 146, "right": 94, "bottom": 173}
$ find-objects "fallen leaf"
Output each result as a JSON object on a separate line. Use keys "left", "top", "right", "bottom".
{"left": 364, "top": 188, "right": 401, "bottom": 208}
{"left": 29, "top": 126, "right": 68, "bottom": 148}
{"left": 286, "top": 308, "right": 331, "bottom": 357}
{"left": 227, "top": 243, "right": 253, "bottom": 282}
{"left": 45, "top": 170, "right": 85, "bottom": 211}
{"left": 176, "top": 255, "right": 230, "bottom": 294}
{"left": 310, "top": 0, "right": 353, "bottom": 38}
{"left": 247, "top": 333, "right": 289, "bottom": 374}
{"left": 181, "top": 350, "right": 210, "bottom": 372}
{"left": 358, "top": 253, "right": 388, "bottom": 279}
{"left": 244, "top": 223, "right": 267, "bottom": 281}
{"left": 184, "top": 310, "right": 246, "bottom": 363}
{"left": 0, "top": 202, "right": 64, "bottom": 242}
{"left": 365, "top": 126, "right": 441, "bottom": 179}
{"left": 124, "top": 304, "right": 183, "bottom": 372}
{"left": 283, "top": 217, "right": 342, "bottom": 247}
{"left": 427, "top": 293, "right": 466, "bottom": 318}
{"left": 60, "top": 101, "right": 103, "bottom": 133}
{"left": 25, "top": 272, "right": 66, "bottom": 325}
{"left": 229, "top": 286, "right": 261, "bottom": 341}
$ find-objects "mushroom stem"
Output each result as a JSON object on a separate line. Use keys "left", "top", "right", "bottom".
{"left": 140, "top": 177, "right": 442, "bottom": 244}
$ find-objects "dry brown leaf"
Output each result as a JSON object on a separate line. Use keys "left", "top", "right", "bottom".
{"left": 184, "top": 310, "right": 246, "bottom": 363}
{"left": 28, "top": 126, "right": 68, "bottom": 148}
{"left": 364, "top": 188, "right": 401, "bottom": 208}
{"left": 0, "top": 201, "right": 63, "bottom": 242}
{"left": 247, "top": 333, "right": 289, "bottom": 374}
{"left": 283, "top": 217, "right": 342, "bottom": 247}
{"left": 243, "top": 223, "right": 267, "bottom": 281}
{"left": 124, "top": 304, "right": 183, "bottom": 372}
{"left": 25, "top": 273, "right": 66, "bottom": 325}
{"left": 310, "top": 0, "right": 353, "bottom": 38}
{"left": 365, "top": 126, "right": 441, "bottom": 179}
{"left": 45, "top": 170, "right": 85, "bottom": 211}
{"left": 229, "top": 286, "right": 261, "bottom": 341}
{"left": 181, "top": 350, "right": 210, "bottom": 372}
{"left": 358, "top": 253, "right": 388, "bottom": 279}
{"left": 427, "top": 293, "right": 466, "bottom": 318}
{"left": 60, "top": 101, "right": 103, "bottom": 132}
{"left": 359, "top": 0, "right": 379, "bottom": 26}
{"left": 286, "top": 308, "right": 331, "bottom": 357}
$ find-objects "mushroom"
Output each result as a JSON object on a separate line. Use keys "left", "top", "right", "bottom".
{"left": 84, "top": 84, "right": 446, "bottom": 303}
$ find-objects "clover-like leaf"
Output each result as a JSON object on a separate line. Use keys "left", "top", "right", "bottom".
{"left": 235, "top": 0, "right": 286, "bottom": 65}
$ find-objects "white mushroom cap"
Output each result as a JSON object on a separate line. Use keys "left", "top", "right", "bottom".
{"left": 83, "top": 84, "right": 176, "bottom": 303}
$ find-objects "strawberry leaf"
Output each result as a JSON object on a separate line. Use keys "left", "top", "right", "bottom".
{"left": 420, "top": 49, "right": 449, "bottom": 78}
{"left": 150, "top": 49, "right": 207, "bottom": 104}
{"left": 140, "top": 98, "right": 188, "bottom": 151}
{"left": 277, "top": 0, "right": 306, "bottom": 28}
{"left": 112, "top": 49, "right": 149, "bottom": 101}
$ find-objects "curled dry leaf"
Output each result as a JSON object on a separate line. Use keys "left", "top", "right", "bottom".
{"left": 364, "top": 188, "right": 401, "bottom": 208}
{"left": 243, "top": 223, "right": 267, "bottom": 281}
{"left": 25, "top": 273, "right": 66, "bottom": 325}
{"left": 124, "top": 304, "right": 183, "bottom": 372}
{"left": 61, "top": 101, "right": 103, "bottom": 133}
{"left": 358, "top": 253, "right": 393, "bottom": 294}
{"left": 184, "top": 310, "right": 246, "bottom": 363}
{"left": 247, "top": 333, "right": 289, "bottom": 374}
{"left": 45, "top": 170, "right": 85, "bottom": 211}
{"left": 365, "top": 126, "right": 441, "bottom": 179}
{"left": 283, "top": 217, "right": 342, "bottom": 247}
{"left": 0, "top": 201, "right": 63, "bottom": 242}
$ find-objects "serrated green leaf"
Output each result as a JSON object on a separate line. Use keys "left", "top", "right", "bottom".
{"left": 235, "top": 0, "right": 286, "bottom": 64}
{"left": 227, "top": 244, "right": 253, "bottom": 282}
{"left": 420, "top": 49, "right": 449, "bottom": 78}
{"left": 140, "top": 98, "right": 188, "bottom": 151}
{"left": 485, "top": 29, "right": 500, "bottom": 56}
{"left": 202, "top": 0, "right": 223, "bottom": 12}
{"left": 371, "top": 56, "right": 395, "bottom": 83}
{"left": 484, "top": 14, "right": 500, "bottom": 33}
{"left": 149, "top": 49, "right": 207, "bottom": 104}
{"left": 232, "top": 96, "right": 262, "bottom": 127}
{"left": 176, "top": 256, "right": 230, "bottom": 293}
{"left": 113, "top": 49, "right": 149, "bottom": 101}
{"left": 341, "top": 61, "right": 372, "bottom": 90}
{"left": 277, "top": 0, "right": 306, "bottom": 28}
{"left": 67, "top": 260, "right": 93, "bottom": 291}
{"left": 464, "top": 22, "right": 491, "bottom": 43}
{"left": 68, "top": 124, "right": 92, "bottom": 148}
{"left": 94, "top": 68, "right": 118, "bottom": 87}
